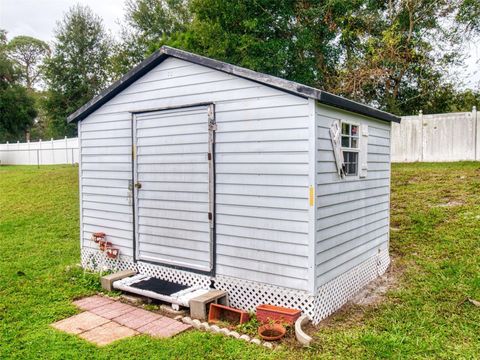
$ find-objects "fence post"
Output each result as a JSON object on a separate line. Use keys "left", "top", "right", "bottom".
{"left": 419, "top": 110, "right": 425, "bottom": 162}
{"left": 65, "top": 136, "right": 68, "bottom": 164}
{"left": 27, "top": 139, "right": 30, "bottom": 165}
{"left": 39, "top": 139, "right": 42, "bottom": 166}
{"left": 474, "top": 106, "right": 478, "bottom": 161}
{"left": 51, "top": 138, "right": 54, "bottom": 164}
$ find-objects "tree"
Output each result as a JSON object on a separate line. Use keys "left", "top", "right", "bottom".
{"left": 152, "top": 0, "right": 349, "bottom": 89}
{"left": 0, "top": 30, "right": 37, "bottom": 142}
{"left": 43, "top": 5, "right": 112, "bottom": 138}
{"left": 113, "top": 0, "right": 479, "bottom": 115}
{"left": 7, "top": 36, "right": 50, "bottom": 90}
{"left": 111, "top": 0, "right": 191, "bottom": 77}
{"left": 319, "top": 0, "right": 472, "bottom": 115}
{"left": 456, "top": 0, "right": 480, "bottom": 33}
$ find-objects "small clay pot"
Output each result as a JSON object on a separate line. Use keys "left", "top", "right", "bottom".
{"left": 106, "top": 248, "right": 119, "bottom": 259}
{"left": 258, "top": 323, "right": 286, "bottom": 341}
{"left": 99, "top": 241, "right": 112, "bottom": 251}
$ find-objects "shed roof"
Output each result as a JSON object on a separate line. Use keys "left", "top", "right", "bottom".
{"left": 67, "top": 46, "right": 401, "bottom": 123}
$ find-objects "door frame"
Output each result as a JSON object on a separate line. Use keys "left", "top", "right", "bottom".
{"left": 130, "top": 102, "right": 216, "bottom": 277}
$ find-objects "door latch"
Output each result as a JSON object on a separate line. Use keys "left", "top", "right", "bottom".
{"left": 134, "top": 182, "right": 142, "bottom": 189}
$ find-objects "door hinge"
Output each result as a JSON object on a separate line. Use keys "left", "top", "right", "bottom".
{"left": 208, "top": 152, "right": 212, "bottom": 161}
{"left": 208, "top": 120, "right": 217, "bottom": 131}
{"left": 208, "top": 212, "right": 213, "bottom": 221}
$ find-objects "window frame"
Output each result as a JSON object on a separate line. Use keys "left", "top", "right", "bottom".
{"left": 340, "top": 121, "right": 360, "bottom": 177}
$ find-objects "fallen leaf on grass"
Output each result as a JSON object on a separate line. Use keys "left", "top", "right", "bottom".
{"left": 468, "top": 298, "right": 480, "bottom": 307}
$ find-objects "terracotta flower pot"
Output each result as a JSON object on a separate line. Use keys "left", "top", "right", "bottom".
{"left": 99, "top": 241, "right": 112, "bottom": 251}
{"left": 258, "top": 323, "right": 286, "bottom": 341}
{"left": 208, "top": 303, "right": 250, "bottom": 324}
{"left": 106, "top": 248, "right": 119, "bottom": 259}
{"left": 256, "top": 304, "right": 301, "bottom": 325}
{"left": 92, "top": 232, "right": 106, "bottom": 243}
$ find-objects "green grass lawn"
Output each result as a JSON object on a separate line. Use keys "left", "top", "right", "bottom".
{"left": 0, "top": 163, "right": 479, "bottom": 359}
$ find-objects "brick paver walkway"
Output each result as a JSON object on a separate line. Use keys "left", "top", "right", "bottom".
{"left": 51, "top": 295, "right": 191, "bottom": 346}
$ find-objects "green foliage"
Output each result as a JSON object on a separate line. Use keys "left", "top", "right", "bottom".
{"left": 330, "top": 0, "right": 474, "bottom": 115}
{"left": 110, "top": 0, "right": 190, "bottom": 76}
{"left": 6, "top": 35, "right": 50, "bottom": 89}
{"left": 457, "top": 0, "right": 480, "bottom": 33}
{"left": 0, "top": 84, "right": 37, "bottom": 142}
{"left": 115, "top": 0, "right": 479, "bottom": 116}
{"left": 158, "top": 0, "right": 343, "bottom": 88}
{"left": 235, "top": 315, "right": 261, "bottom": 338}
{"left": 416, "top": 85, "right": 480, "bottom": 114}
{"left": 42, "top": 5, "right": 112, "bottom": 138}
{"left": 0, "top": 30, "right": 37, "bottom": 142}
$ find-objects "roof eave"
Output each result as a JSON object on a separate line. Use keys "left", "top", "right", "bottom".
{"left": 67, "top": 50, "right": 169, "bottom": 123}
{"left": 68, "top": 46, "right": 401, "bottom": 124}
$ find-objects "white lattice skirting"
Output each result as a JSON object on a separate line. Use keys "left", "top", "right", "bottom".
{"left": 81, "top": 248, "right": 390, "bottom": 324}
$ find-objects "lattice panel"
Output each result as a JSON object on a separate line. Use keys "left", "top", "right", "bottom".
{"left": 81, "top": 248, "right": 211, "bottom": 288}
{"left": 214, "top": 276, "right": 316, "bottom": 319}
{"left": 135, "top": 261, "right": 211, "bottom": 288}
{"left": 312, "top": 249, "right": 390, "bottom": 324}
{"left": 214, "top": 250, "right": 390, "bottom": 324}
{"left": 81, "top": 247, "right": 390, "bottom": 324}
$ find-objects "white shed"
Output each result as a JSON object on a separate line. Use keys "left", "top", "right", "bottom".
{"left": 69, "top": 46, "right": 400, "bottom": 323}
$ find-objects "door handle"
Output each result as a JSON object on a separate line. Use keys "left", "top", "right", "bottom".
{"left": 134, "top": 182, "right": 142, "bottom": 189}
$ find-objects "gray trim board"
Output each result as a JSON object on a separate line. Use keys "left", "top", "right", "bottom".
{"left": 67, "top": 46, "right": 401, "bottom": 124}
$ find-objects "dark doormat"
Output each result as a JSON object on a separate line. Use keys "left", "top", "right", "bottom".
{"left": 129, "top": 277, "right": 189, "bottom": 296}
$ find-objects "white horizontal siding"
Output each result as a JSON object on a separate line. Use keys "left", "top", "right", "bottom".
{"left": 314, "top": 103, "right": 391, "bottom": 290}
{"left": 80, "top": 56, "right": 311, "bottom": 290}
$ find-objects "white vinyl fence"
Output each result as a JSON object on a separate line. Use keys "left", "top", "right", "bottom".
{"left": 392, "top": 107, "right": 480, "bottom": 162}
{"left": 0, "top": 137, "right": 79, "bottom": 165}
{"left": 1, "top": 107, "right": 479, "bottom": 165}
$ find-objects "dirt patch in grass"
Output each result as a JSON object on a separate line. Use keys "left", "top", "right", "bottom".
{"left": 351, "top": 263, "right": 400, "bottom": 307}
{"left": 314, "top": 260, "right": 402, "bottom": 331}
{"left": 436, "top": 200, "right": 465, "bottom": 207}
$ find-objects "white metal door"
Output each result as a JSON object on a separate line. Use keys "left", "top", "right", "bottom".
{"left": 133, "top": 104, "right": 215, "bottom": 272}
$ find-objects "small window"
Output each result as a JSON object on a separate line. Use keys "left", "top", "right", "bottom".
{"left": 341, "top": 122, "right": 359, "bottom": 176}
{"left": 341, "top": 123, "right": 359, "bottom": 149}
{"left": 343, "top": 151, "right": 358, "bottom": 175}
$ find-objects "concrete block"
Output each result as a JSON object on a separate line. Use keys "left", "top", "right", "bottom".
{"left": 101, "top": 270, "right": 136, "bottom": 292}
{"left": 189, "top": 290, "right": 228, "bottom": 320}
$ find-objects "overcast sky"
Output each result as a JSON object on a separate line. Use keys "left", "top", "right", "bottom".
{"left": 1, "top": 0, "right": 479, "bottom": 89}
